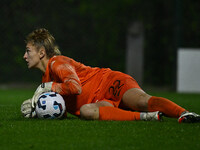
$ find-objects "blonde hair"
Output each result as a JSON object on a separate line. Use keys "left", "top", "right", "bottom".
{"left": 25, "top": 28, "right": 61, "bottom": 58}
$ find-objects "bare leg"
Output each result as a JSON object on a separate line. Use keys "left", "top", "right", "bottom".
{"left": 122, "top": 88, "right": 186, "bottom": 118}
{"left": 121, "top": 88, "right": 151, "bottom": 111}
{"left": 80, "top": 88, "right": 152, "bottom": 120}
{"left": 80, "top": 101, "right": 113, "bottom": 120}
{"left": 80, "top": 88, "right": 186, "bottom": 121}
{"left": 80, "top": 101, "right": 143, "bottom": 121}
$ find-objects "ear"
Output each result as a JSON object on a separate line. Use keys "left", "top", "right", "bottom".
{"left": 39, "top": 48, "right": 46, "bottom": 59}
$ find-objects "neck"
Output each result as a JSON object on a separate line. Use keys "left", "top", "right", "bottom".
{"left": 38, "top": 57, "right": 49, "bottom": 73}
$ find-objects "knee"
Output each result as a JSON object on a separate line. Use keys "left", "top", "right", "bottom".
{"left": 136, "top": 93, "right": 150, "bottom": 109}
{"left": 122, "top": 88, "right": 151, "bottom": 111}
{"left": 80, "top": 104, "right": 99, "bottom": 120}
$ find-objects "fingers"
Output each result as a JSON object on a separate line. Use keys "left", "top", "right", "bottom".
{"left": 32, "top": 94, "right": 39, "bottom": 108}
{"left": 21, "top": 108, "right": 32, "bottom": 118}
{"left": 24, "top": 114, "right": 31, "bottom": 118}
{"left": 21, "top": 99, "right": 32, "bottom": 118}
{"left": 32, "top": 82, "right": 53, "bottom": 108}
{"left": 21, "top": 99, "right": 31, "bottom": 111}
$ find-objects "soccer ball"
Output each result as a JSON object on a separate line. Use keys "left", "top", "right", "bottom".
{"left": 35, "top": 92, "right": 66, "bottom": 119}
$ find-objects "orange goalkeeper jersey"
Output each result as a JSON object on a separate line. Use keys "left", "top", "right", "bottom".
{"left": 42, "top": 55, "right": 110, "bottom": 115}
{"left": 42, "top": 55, "right": 140, "bottom": 116}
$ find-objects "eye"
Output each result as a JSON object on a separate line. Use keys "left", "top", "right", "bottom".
{"left": 26, "top": 49, "right": 30, "bottom": 53}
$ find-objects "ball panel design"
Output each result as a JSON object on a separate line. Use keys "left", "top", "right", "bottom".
{"left": 35, "top": 92, "right": 66, "bottom": 119}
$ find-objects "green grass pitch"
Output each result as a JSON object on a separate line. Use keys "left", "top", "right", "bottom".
{"left": 0, "top": 88, "right": 200, "bottom": 150}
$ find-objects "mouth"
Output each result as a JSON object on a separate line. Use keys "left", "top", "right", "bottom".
{"left": 25, "top": 60, "right": 29, "bottom": 66}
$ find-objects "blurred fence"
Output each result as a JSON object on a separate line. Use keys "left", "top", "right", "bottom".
{"left": 0, "top": 0, "right": 199, "bottom": 87}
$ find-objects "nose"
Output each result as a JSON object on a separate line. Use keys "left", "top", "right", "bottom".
{"left": 23, "top": 52, "right": 27, "bottom": 60}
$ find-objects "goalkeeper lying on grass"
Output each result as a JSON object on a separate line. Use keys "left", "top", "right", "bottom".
{"left": 21, "top": 28, "right": 200, "bottom": 123}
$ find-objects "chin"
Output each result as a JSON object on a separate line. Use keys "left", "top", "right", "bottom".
{"left": 27, "top": 64, "right": 33, "bottom": 69}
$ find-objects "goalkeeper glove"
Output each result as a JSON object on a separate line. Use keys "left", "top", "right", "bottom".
{"left": 21, "top": 99, "right": 36, "bottom": 118}
{"left": 31, "top": 82, "right": 53, "bottom": 108}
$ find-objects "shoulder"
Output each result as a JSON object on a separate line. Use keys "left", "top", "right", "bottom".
{"left": 49, "top": 55, "right": 72, "bottom": 66}
{"left": 48, "top": 55, "right": 77, "bottom": 71}
{"left": 50, "top": 55, "right": 72, "bottom": 63}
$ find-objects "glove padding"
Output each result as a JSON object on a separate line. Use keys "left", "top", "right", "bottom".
{"left": 21, "top": 99, "right": 36, "bottom": 118}
{"left": 31, "top": 82, "right": 53, "bottom": 108}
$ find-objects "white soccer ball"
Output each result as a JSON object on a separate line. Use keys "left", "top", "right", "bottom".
{"left": 35, "top": 92, "right": 66, "bottom": 119}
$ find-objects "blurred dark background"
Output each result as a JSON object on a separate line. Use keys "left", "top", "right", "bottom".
{"left": 0, "top": 0, "right": 199, "bottom": 88}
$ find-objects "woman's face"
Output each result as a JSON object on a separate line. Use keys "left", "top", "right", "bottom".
{"left": 23, "top": 43, "right": 41, "bottom": 69}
